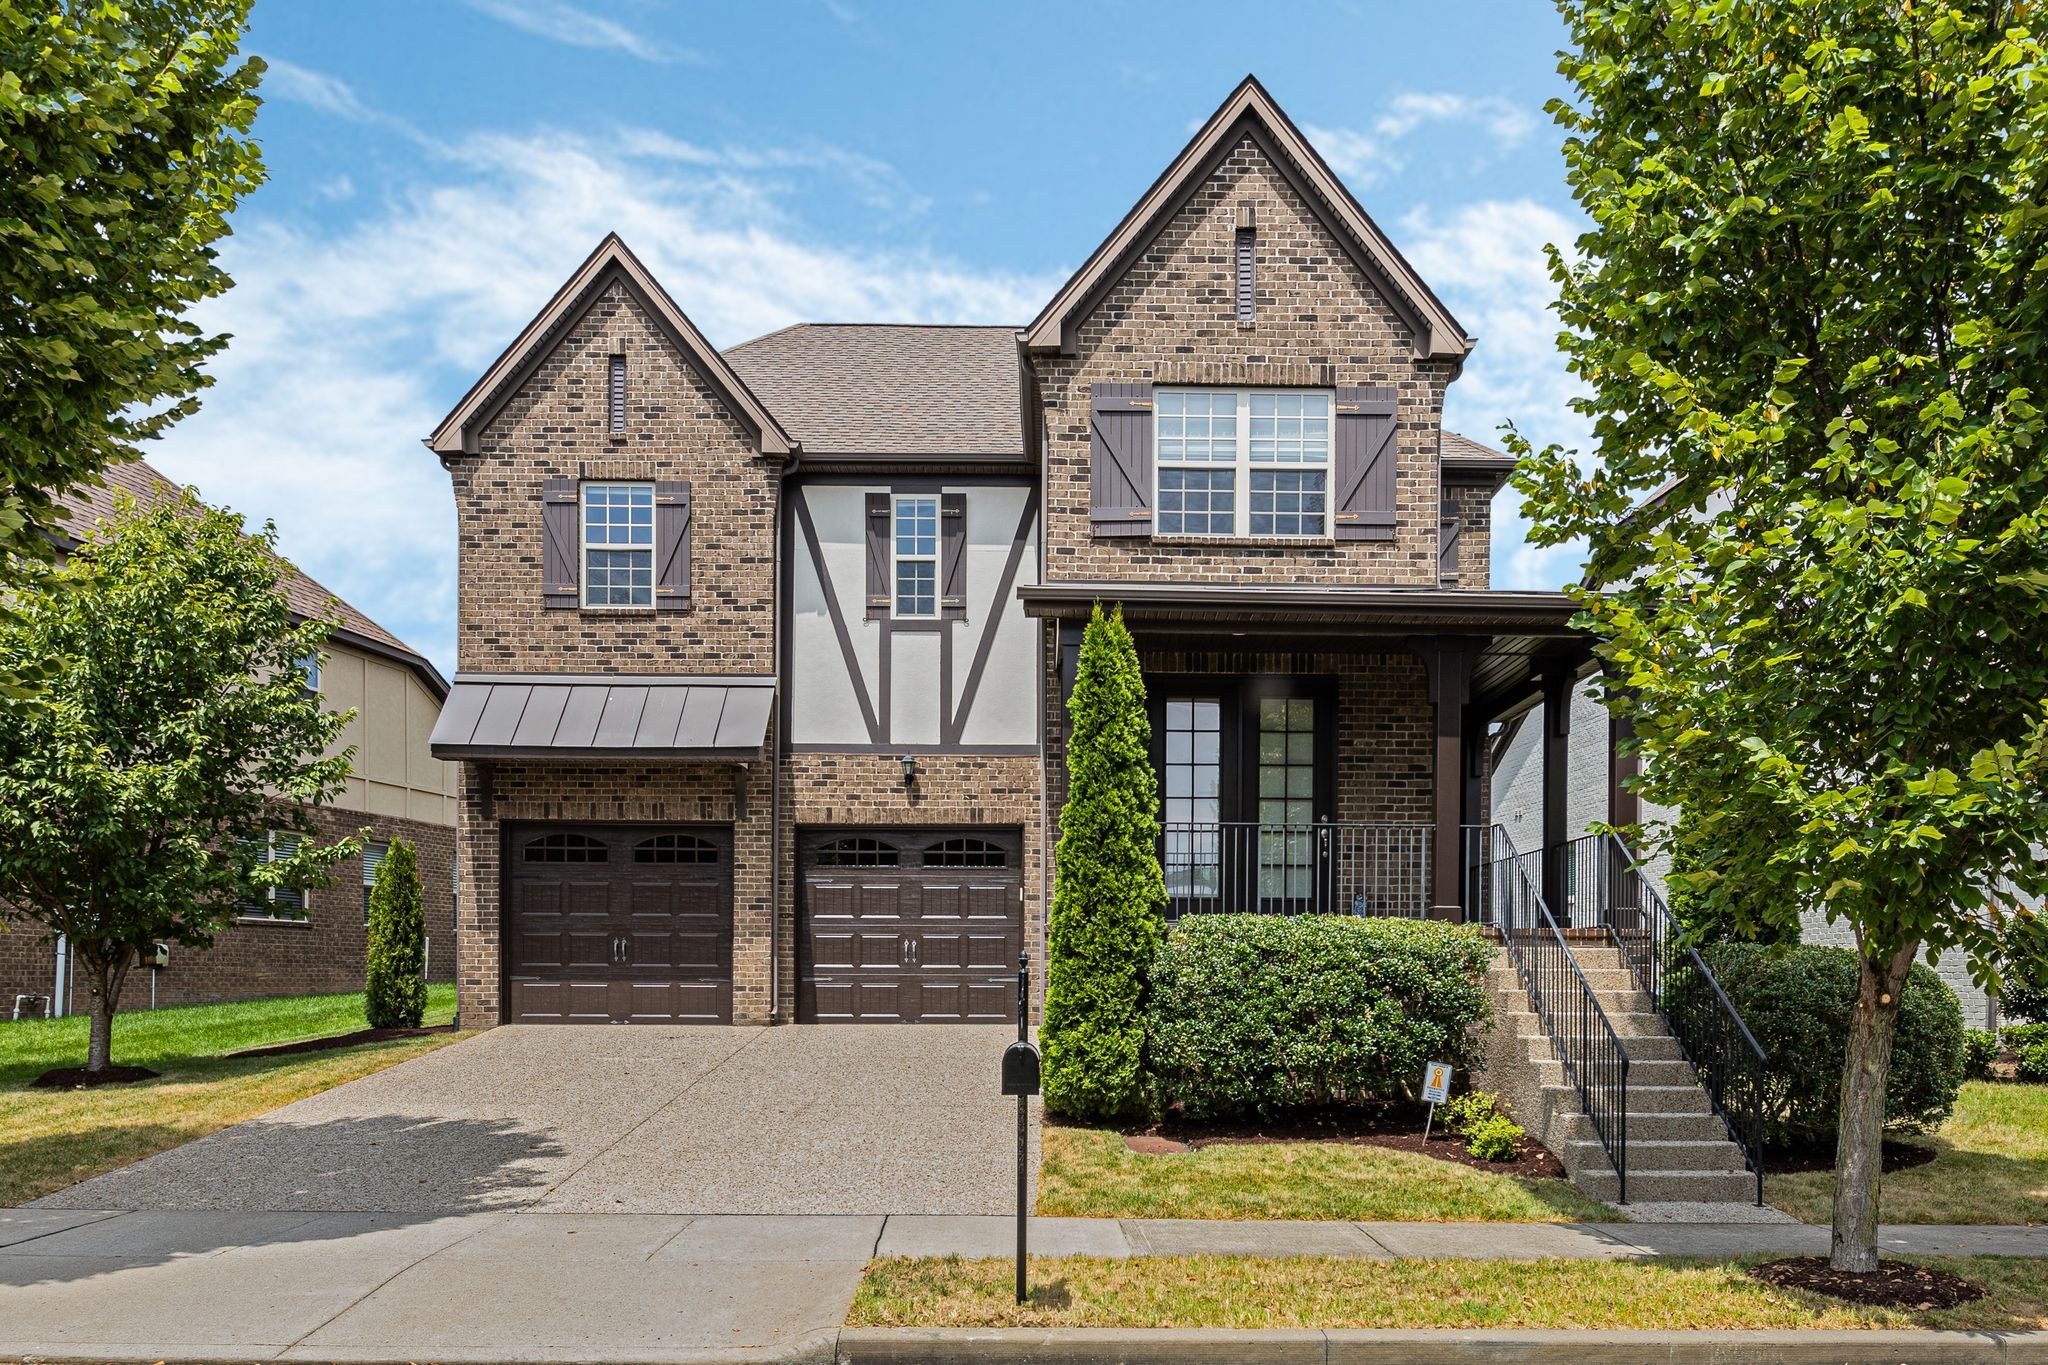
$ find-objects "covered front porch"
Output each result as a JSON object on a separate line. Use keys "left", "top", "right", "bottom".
{"left": 1022, "top": 583, "right": 1602, "bottom": 922}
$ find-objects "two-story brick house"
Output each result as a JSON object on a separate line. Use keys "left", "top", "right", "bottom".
{"left": 427, "top": 77, "right": 1597, "bottom": 1030}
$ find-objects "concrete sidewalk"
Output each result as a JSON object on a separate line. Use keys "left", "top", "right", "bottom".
{"left": 3, "top": 1208, "right": 2045, "bottom": 1362}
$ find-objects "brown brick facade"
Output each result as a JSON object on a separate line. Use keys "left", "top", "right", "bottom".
{"left": 0, "top": 803, "right": 456, "bottom": 1018}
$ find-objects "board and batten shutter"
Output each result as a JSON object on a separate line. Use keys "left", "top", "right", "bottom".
{"left": 1333, "top": 387, "right": 1398, "bottom": 541}
{"left": 864, "top": 492, "right": 891, "bottom": 620}
{"left": 1089, "top": 382, "right": 1153, "bottom": 537}
{"left": 940, "top": 492, "right": 967, "bottom": 619}
{"left": 655, "top": 480, "right": 692, "bottom": 611}
{"left": 1438, "top": 497, "right": 1462, "bottom": 586}
{"left": 542, "top": 477, "right": 581, "bottom": 608}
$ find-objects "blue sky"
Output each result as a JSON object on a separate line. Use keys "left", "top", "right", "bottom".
{"left": 149, "top": 0, "right": 1591, "bottom": 675}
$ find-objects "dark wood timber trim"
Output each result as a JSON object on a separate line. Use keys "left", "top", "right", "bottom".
{"left": 793, "top": 493, "right": 883, "bottom": 744}
{"left": 943, "top": 488, "right": 1039, "bottom": 745}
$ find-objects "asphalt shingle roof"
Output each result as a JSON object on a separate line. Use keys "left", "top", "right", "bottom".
{"left": 723, "top": 324, "right": 1025, "bottom": 459}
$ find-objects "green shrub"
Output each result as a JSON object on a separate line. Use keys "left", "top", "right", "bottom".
{"left": 1465, "top": 1114, "right": 1524, "bottom": 1162}
{"left": 364, "top": 839, "right": 426, "bottom": 1030}
{"left": 2018, "top": 1041, "right": 2048, "bottom": 1086}
{"left": 2003, "top": 1022, "right": 2048, "bottom": 1053}
{"left": 1963, "top": 1029, "right": 2000, "bottom": 1082}
{"left": 1440, "top": 1090, "right": 1500, "bottom": 1136}
{"left": 1041, "top": 605, "right": 1166, "bottom": 1122}
{"left": 1142, "top": 915, "right": 1494, "bottom": 1122}
{"left": 1676, "top": 943, "right": 1966, "bottom": 1146}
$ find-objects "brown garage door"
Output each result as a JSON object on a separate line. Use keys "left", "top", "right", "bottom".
{"left": 799, "top": 829, "right": 1023, "bottom": 1023}
{"left": 506, "top": 823, "right": 733, "bottom": 1024}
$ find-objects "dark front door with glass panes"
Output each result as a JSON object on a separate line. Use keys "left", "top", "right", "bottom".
{"left": 1151, "top": 679, "right": 1334, "bottom": 917}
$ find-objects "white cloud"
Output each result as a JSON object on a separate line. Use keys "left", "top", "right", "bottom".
{"left": 1307, "top": 92, "right": 1539, "bottom": 187}
{"left": 459, "top": 0, "right": 698, "bottom": 65}
{"left": 1397, "top": 199, "right": 1591, "bottom": 591}
{"left": 148, "top": 121, "right": 1057, "bottom": 675}
{"left": 262, "top": 59, "right": 375, "bottom": 122}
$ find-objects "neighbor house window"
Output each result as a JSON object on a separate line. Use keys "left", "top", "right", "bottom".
{"left": 240, "top": 831, "right": 307, "bottom": 921}
{"left": 297, "top": 652, "right": 321, "bottom": 694}
{"left": 1156, "top": 389, "right": 1330, "bottom": 537}
{"left": 893, "top": 494, "right": 939, "bottom": 617}
{"left": 581, "top": 481, "right": 654, "bottom": 607}
{"left": 361, "top": 841, "right": 387, "bottom": 923}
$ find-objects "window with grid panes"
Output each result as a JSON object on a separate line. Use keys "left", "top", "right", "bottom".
{"left": 1155, "top": 390, "right": 1330, "bottom": 537}
{"left": 893, "top": 495, "right": 938, "bottom": 617}
{"left": 240, "top": 832, "right": 307, "bottom": 921}
{"left": 1257, "top": 697, "right": 1317, "bottom": 898}
{"left": 1161, "top": 698, "right": 1222, "bottom": 897}
{"left": 581, "top": 482, "right": 654, "bottom": 606}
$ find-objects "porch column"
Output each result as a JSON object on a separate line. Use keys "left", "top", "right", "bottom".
{"left": 1540, "top": 665, "right": 1573, "bottom": 915}
{"left": 1422, "top": 638, "right": 1478, "bottom": 921}
{"left": 1608, "top": 703, "right": 1641, "bottom": 832}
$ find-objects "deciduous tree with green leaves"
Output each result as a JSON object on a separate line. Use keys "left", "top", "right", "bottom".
{"left": 0, "top": 492, "right": 356, "bottom": 1074}
{"left": 0, "top": 0, "right": 265, "bottom": 694}
{"left": 1042, "top": 604, "right": 1167, "bottom": 1122}
{"left": 365, "top": 838, "right": 426, "bottom": 1030}
{"left": 1514, "top": 0, "right": 2048, "bottom": 1273}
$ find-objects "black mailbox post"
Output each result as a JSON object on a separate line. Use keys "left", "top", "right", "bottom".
{"left": 1004, "top": 951, "right": 1040, "bottom": 1304}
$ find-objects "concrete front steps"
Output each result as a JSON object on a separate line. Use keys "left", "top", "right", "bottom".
{"left": 1483, "top": 945, "right": 1760, "bottom": 1208}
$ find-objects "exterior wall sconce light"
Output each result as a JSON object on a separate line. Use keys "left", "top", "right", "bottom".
{"left": 900, "top": 754, "right": 918, "bottom": 785}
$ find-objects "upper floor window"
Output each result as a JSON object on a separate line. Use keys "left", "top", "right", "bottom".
{"left": 582, "top": 482, "right": 654, "bottom": 607}
{"left": 1156, "top": 390, "right": 1331, "bottom": 538}
{"left": 296, "top": 652, "right": 321, "bottom": 695}
{"left": 893, "top": 495, "right": 939, "bottom": 617}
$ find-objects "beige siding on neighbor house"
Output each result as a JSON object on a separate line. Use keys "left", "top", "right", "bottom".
{"left": 321, "top": 642, "right": 458, "bottom": 824}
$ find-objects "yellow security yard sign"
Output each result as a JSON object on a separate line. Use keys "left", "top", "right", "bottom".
{"left": 1422, "top": 1061, "right": 1452, "bottom": 1103}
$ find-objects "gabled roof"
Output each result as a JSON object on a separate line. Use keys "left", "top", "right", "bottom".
{"left": 723, "top": 324, "right": 1026, "bottom": 460}
{"left": 55, "top": 460, "right": 449, "bottom": 701}
{"left": 1022, "top": 76, "right": 1473, "bottom": 361}
{"left": 425, "top": 233, "right": 795, "bottom": 459}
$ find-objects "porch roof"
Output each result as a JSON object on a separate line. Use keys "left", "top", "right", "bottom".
{"left": 1016, "top": 582, "right": 1594, "bottom": 716}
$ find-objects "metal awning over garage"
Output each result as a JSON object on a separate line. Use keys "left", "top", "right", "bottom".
{"left": 429, "top": 674, "right": 776, "bottom": 761}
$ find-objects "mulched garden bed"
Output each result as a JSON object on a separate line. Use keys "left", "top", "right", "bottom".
{"left": 1117, "top": 1105, "right": 1568, "bottom": 1179}
{"left": 227, "top": 1023, "right": 454, "bottom": 1059}
{"left": 1765, "top": 1138, "right": 1937, "bottom": 1176}
{"left": 1748, "top": 1256, "right": 1985, "bottom": 1310}
{"left": 31, "top": 1064, "right": 159, "bottom": 1089}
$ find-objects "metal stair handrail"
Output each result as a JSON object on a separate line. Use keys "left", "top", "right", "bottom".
{"left": 1470, "top": 825, "right": 1632, "bottom": 1204}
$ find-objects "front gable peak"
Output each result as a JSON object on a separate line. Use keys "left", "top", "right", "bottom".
{"left": 1022, "top": 75, "right": 1473, "bottom": 362}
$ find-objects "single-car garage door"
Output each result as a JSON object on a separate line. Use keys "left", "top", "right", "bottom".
{"left": 799, "top": 828, "right": 1023, "bottom": 1023}
{"left": 506, "top": 822, "right": 733, "bottom": 1024}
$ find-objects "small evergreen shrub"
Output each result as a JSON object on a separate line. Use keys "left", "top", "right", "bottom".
{"left": 2003, "top": 1022, "right": 2048, "bottom": 1053}
{"left": 2018, "top": 1041, "right": 2048, "bottom": 1086}
{"left": 1441, "top": 1090, "right": 1500, "bottom": 1136}
{"left": 1676, "top": 943, "right": 1966, "bottom": 1145}
{"left": 1465, "top": 1114, "right": 1525, "bottom": 1162}
{"left": 1963, "top": 1029, "right": 2000, "bottom": 1082}
{"left": 364, "top": 839, "right": 426, "bottom": 1029}
{"left": 1041, "top": 605, "right": 1166, "bottom": 1122}
{"left": 1143, "top": 914, "right": 1494, "bottom": 1121}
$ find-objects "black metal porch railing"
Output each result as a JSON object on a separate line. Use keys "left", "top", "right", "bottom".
{"left": 1545, "top": 832, "right": 1770, "bottom": 1206}
{"left": 1159, "top": 822, "right": 1430, "bottom": 919}
{"left": 1463, "top": 825, "right": 1632, "bottom": 1202}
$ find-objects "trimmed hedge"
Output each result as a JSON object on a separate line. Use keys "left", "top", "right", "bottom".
{"left": 1678, "top": 943, "right": 1966, "bottom": 1145}
{"left": 1142, "top": 915, "right": 1494, "bottom": 1121}
{"left": 2019, "top": 1041, "right": 2048, "bottom": 1085}
{"left": 1964, "top": 1029, "right": 2000, "bottom": 1082}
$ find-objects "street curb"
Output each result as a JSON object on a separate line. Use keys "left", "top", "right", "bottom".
{"left": 833, "top": 1326, "right": 2048, "bottom": 1363}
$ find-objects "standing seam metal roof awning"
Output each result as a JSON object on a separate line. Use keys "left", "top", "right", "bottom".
{"left": 429, "top": 674, "right": 776, "bottom": 761}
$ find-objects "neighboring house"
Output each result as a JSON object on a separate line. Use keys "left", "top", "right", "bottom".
{"left": 0, "top": 459, "right": 460, "bottom": 1018}
{"left": 425, "top": 77, "right": 1599, "bottom": 1029}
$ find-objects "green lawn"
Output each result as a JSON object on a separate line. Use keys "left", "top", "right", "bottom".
{"left": 1039, "top": 1124, "right": 1617, "bottom": 1223}
{"left": 0, "top": 985, "right": 464, "bottom": 1206}
{"left": 1768, "top": 1081, "right": 2048, "bottom": 1225}
{"left": 852, "top": 1254, "right": 2048, "bottom": 1332}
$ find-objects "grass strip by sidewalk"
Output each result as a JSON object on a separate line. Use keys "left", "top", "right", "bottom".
{"left": 851, "top": 1254, "right": 2048, "bottom": 1332}
{"left": 0, "top": 984, "right": 464, "bottom": 1207}
{"left": 1038, "top": 1124, "right": 1616, "bottom": 1223}
{"left": 1768, "top": 1081, "right": 2048, "bottom": 1225}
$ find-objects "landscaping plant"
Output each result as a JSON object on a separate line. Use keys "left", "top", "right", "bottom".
{"left": 1042, "top": 604, "right": 1166, "bottom": 1122}
{"left": 364, "top": 839, "right": 427, "bottom": 1029}
{"left": 1464, "top": 1114, "right": 1526, "bottom": 1163}
{"left": 0, "top": 493, "right": 355, "bottom": 1075}
{"left": 1441, "top": 1090, "right": 1503, "bottom": 1137}
{"left": 1963, "top": 1029, "right": 2000, "bottom": 1083}
{"left": 1515, "top": 0, "right": 2048, "bottom": 1271}
{"left": 2019, "top": 1042, "right": 2048, "bottom": 1087}
{"left": 0, "top": 1, "right": 265, "bottom": 697}
{"left": 1143, "top": 915, "right": 1493, "bottom": 1121}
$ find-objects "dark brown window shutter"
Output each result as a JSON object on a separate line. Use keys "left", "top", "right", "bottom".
{"left": 1438, "top": 496, "right": 1462, "bottom": 586}
{"left": 940, "top": 492, "right": 967, "bottom": 619}
{"left": 864, "top": 491, "right": 891, "bottom": 620}
{"left": 1234, "top": 228, "right": 1255, "bottom": 323}
{"left": 655, "top": 480, "right": 691, "bottom": 610}
{"left": 1089, "top": 382, "right": 1153, "bottom": 538}
{"left": 542, "top": 476, "right": 580, "bottom": 608}
{"left": 1333, "top": 387, "right": 1398, "bottom": 541}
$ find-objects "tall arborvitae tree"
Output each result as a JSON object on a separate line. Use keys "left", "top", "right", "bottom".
{"left": 365, "top": 838, "right": 427, "bottom": 1029}
{"left": 1042, "top": 604, "right": 1167, "bottom": 1121}
{"left": 1516, "top": 1, "right": 2048, "bottom": 1272}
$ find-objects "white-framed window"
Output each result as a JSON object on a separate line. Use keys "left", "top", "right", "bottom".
{"left": 893, "top": 494, "right": 939, "bottom": 617}
{"left": 361, "top": 841, "right": 387, "bottom": 923}
{"left": 1156, "top": 389, "right": 1332, "bottom": 538}
{"left": 240, "top": 831, "right": 307, "bottom": 921}
{"left": 581, "top": 481, "right": 654, "bottom": 607}
{"left": 297, "top": 652, "right": 321, "bottom": 694}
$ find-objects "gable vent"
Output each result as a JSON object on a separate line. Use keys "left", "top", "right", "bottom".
{"left": 1234, "top": 227, "right": 1255, "bottom": 324}
{"left": 608, "top": 354, "right": 627, "bottom": 433}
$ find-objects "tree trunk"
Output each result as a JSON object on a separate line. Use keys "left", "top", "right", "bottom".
{"left": 82, "top": 951, "right": 129, "bottom": 1074}
{"left": 1829, "top": 937, "right": 1918, "bottom": 1273}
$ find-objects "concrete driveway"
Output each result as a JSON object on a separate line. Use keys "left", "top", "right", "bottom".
{"left": 35, "top": 1024, "right": 1038, "bottom": 1217}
